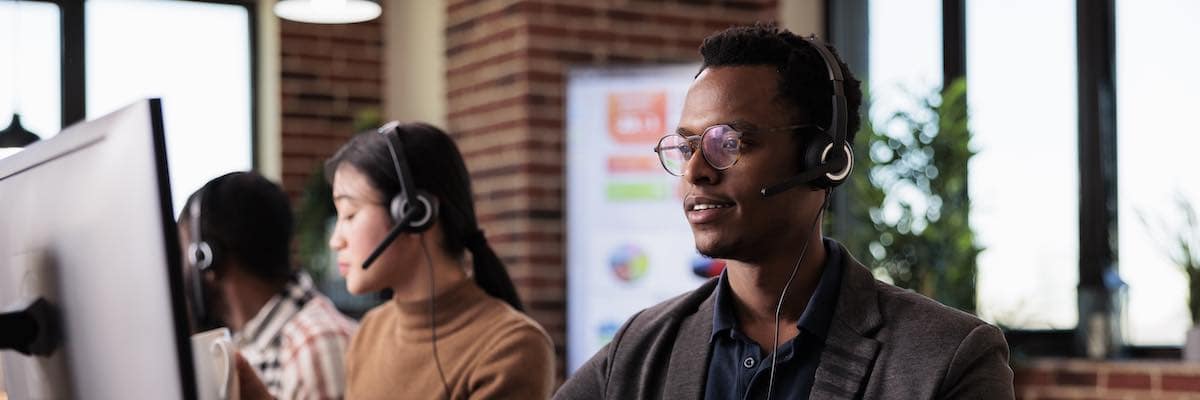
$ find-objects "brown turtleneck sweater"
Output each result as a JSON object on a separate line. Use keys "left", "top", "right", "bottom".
{"left": 344, "top": 279, "right": 555, "bottom": 399}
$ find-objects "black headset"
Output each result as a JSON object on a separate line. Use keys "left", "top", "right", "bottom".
{"left": 382, "top": 121, "right": 437, "bottom": 231}
{"left": 761, "top": 35, "right": 853, "bottom": 400}
{"left": 759, "top": 35, "right": 854, "bottom": 197}
{"left": 184, "top": 180, "right": 223, "bottom": 331}
{"left": 369, "top": 121, "right": 453, "bottom": 399}
{"left": 360, "top": 121, "right": 439, "bottom": 270}
{"left": 187, "top": 182, "right": 217, "bottom": 271}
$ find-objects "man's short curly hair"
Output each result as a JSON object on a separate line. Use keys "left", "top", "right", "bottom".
{"left": 698, "top": 23, "right": 863, "bottom": 145}
{"left": 183, "top": 171, "right": 294, "bottom": 285}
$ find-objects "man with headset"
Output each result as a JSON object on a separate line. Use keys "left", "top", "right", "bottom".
{"left": 180, "top": 171, "right": 357, "bottom": 400}
{"left": 556, "top": 24, "right": 1013, "bottom": 399}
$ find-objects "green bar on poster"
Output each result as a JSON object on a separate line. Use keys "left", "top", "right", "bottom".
{"left": 606, "top": 182, "right": 667, "bottom": 201}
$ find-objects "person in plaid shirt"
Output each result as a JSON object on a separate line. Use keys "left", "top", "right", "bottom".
{"left": 179, "top": 172, "right": 357, "bottom": 399}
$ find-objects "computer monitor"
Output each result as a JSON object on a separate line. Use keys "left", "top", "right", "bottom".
{"left": 0, "top": 99, "right": 197, "bottom": 399}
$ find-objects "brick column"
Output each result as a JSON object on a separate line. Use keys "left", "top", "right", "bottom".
{"left": 444, "top": 0, "right": 778, "bottom": 379}
{"left": 279, "top": 20, "right": 384, "bottom": 199}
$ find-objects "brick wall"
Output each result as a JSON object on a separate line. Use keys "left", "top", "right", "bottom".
{"left": 1016, "top": 359, "right": 1200, "bottom": 399}
{"left": 279, "top": 20, "right": 384, "bottom": 199}
{"left": 443, "top": 0, "right": 778, "bottom": 379}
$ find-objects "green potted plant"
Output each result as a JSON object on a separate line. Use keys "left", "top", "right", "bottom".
{"left": 294, "top": 108, "right": 384, "bottom": 318}
{"left": 1139, "top": 193, "right": 1200, "bottom": 361}
{"left": 833, "top": 78, "right": 981, "bottom": 313}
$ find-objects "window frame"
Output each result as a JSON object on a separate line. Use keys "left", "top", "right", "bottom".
{"left": 28, "top": 0, "right": 258, "bottom": 168}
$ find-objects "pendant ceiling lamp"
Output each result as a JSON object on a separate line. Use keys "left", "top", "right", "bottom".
{"left": 0, "top": 114, "right": 39, "bottom": 148}
{"left": 274, "top": 0, "right": 381, "bottom": 24}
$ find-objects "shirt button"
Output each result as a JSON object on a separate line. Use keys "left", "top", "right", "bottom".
{"left": 743, "top": 357, "right": 755, "bottom": 368}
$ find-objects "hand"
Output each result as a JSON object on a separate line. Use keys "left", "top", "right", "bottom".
{"left": 235, "top": 353, "right": 274, "bottom": 400}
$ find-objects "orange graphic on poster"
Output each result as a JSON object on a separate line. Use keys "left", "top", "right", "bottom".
{"left": 607, "top": 155, "right": 660, "bottom": 173}
{"left": 608, "top": 91, "right": 667, "bottom": 144}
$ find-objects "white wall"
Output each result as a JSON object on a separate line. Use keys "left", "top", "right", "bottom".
{"left": 257, "top": 0, "right": 282, "bottom": 182}
{"left": 383, "top": 0, "right": 447, "bottom": 128}
{"left": 780, "top": 0, "right": 825, "bottom": 37}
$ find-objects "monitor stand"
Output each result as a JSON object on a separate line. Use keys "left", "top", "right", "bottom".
{"left": 0, "top": 298, "right": 59, "bottom": 357}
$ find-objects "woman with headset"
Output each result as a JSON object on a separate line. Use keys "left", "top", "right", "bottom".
{"left": 237, "top": 122, "right": 555, "bottom": 399}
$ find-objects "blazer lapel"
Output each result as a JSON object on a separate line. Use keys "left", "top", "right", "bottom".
{"left": 811, "top": 246, "right": 883, "bottom": 400}
{"left": 662, "top": 287, "right": 717, "bottom": 400}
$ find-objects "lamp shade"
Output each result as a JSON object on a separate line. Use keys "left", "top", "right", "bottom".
{"left": 0, "top": 114, "right": 40, "bottom": 148}
{"left": 274, "top": 0, "right": 380, "bottom": 24}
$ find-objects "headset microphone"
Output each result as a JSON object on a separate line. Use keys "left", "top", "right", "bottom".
{"left": 360, "top": 207, "right": 420, "bottom": 270}
{"left": 760, "top": 163, "right": 839, "bottom": 197}
{"left": 362, "top": 121, "right": 439, "bottom": 270}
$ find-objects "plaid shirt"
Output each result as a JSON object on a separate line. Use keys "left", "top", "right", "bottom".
{"left": 236, "top": 273, "right": 357, "bottom": 400}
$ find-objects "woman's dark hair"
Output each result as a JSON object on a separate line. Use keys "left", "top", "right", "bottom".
{"left": 182, "top": 171, "right": 295, "bottom": 286}
{"left": 324, "top": 122, "right": 524, "bottom": 312}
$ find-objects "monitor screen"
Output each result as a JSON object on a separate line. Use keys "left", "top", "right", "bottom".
{"left": 0, "top": 99, "right": 196, "bottom": 399}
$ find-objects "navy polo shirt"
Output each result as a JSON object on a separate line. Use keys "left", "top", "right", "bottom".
{"left": 703, "top": 238, "right": 844, "bottom": 400}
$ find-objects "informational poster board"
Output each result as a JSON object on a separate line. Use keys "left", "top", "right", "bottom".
{"left": 565, "top": 65, "right": 724, "bottom": 373}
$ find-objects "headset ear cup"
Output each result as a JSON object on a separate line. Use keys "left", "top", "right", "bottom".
{"left": 409, "top": 191, "right": 438, "bottom": 231}
{"left": 390, "top": 191, "right": 439, "bottom": 232}
{"left": 798, "top": 134, "right": 854, "bottom": 189}
{"left": 187, "top": 193, "right": 217, "bottom": 271}
{"left": 826, "top": 143, "right": 854, "bottom": 187}
{"left": 390, "top": 194, "right": 406, "bottom": 223}
{"left": 801, "top": 134, "right": 835, "bottom": 189}
{"left": 189, "top": 242, "right": 214, "bottom": 271}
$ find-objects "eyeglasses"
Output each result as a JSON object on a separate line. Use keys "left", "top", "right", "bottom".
{"left": 652, "top": 124, "right": 816, "bottom": 176}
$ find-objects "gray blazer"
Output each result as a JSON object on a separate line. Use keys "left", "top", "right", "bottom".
{"left": 555, "top": 245, "right": 1014, "bottom": 399}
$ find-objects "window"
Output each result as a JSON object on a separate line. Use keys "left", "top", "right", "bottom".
{"left": 967, "top": 0, "right": 1078, "bottom": 329}
{"left": 864, "top": 0, "right": 944, "bottom": 286}
{"left": 87, "top": 0, "right": 254, "bottom": 213}
{"left": 868, "top": 0, "right": 941, "bottom": 126}
{"left": 861, "top": 0, "right": 1196, "bottom": 353}
{"left": 1116, "top": 0, "right": 1200, "bottom": 346}
{"left": 0, "top": 1, "right": 60, "bottom": 158}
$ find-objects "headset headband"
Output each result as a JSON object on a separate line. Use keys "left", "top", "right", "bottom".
{"left": 379, "top": 121, "right": 421, "bottom": 220}
{"left": 803, "top": 35, "right": 848, "bottom": 162}
{"left": 187, "top": 184, "right": 213, "bottom": 271}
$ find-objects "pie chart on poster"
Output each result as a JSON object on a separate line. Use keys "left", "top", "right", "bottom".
{"left": 608, "top": 243, "right": 649, "bottom": 283}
